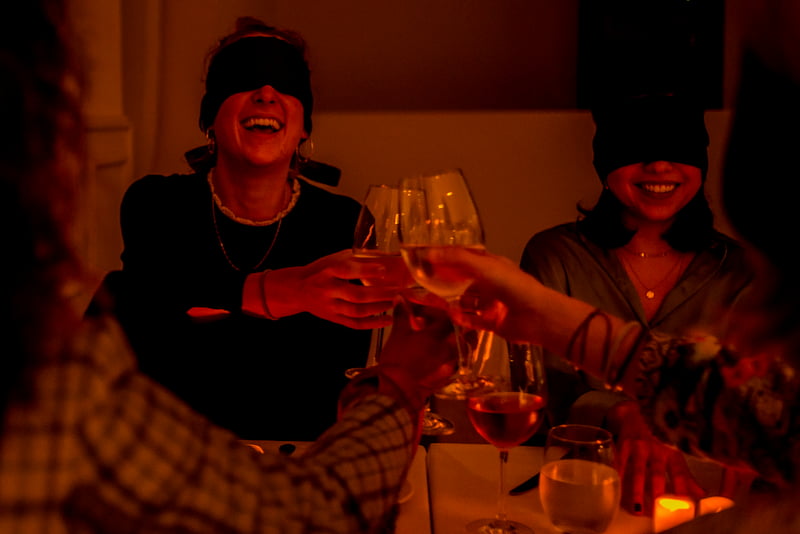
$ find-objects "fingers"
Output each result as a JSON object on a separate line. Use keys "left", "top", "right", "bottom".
{"left": 626, "top": 439, "right": 649, "bottom": 515}
{"left": 618, "top": 438, "right": 672, "bottom": 516}
{"left": 667, "top": 452, "right": 707, "bottom": 501}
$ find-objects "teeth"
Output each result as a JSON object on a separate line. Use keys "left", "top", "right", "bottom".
{"left": 242, "top": 117, "right": 282, "bottom": 131}
{"left": 641, "top": 183, "right": 676, "bottom": 193}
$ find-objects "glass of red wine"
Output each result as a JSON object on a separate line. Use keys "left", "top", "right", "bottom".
{"left": 465, "top": 339, "right": 548, "bottom": 534}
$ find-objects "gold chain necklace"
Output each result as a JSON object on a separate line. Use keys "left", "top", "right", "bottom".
{"left": 620, "top": 246, "right": 671, "bottom": 259}
{"left": 620, "top": 253, "right": 685, "bottom": 300}
{"left": 211, "top": 199, "right": 282, "bottom": 273}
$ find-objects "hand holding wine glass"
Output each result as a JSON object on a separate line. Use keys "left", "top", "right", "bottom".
{"left": 398, "top": 168, "right": 489, "bottom": 399}
{"left": 465, "top": 336, "right": 548, "bottom": 534}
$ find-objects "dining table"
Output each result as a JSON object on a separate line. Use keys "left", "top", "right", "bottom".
{"left": 245, "top": 430, "right": 736, "bottom": 534}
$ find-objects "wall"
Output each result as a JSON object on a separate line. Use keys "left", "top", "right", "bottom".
{"left": 70, "top": 0, "right": 133, "bottom": 276}
{"left": 75, "top": 0, "right": 744, "bottom": 273}
{"left": 311, "top": 109, "right": 734, "bottom": 262}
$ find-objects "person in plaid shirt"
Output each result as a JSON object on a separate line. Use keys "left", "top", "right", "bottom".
{"left": 0, "top": 2, "right": 456, "bottom": 532}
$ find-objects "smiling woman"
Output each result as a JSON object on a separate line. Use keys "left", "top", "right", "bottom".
{"left": 518, "top": 90, "right": 754, "bottom": 516}
{"left": 105, "top": 17, "right": 408, "bottom": 441}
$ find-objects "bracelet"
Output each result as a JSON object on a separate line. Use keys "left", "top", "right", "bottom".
{"left": 605, "top": 325, "right": 649, "bottom": 391}
{"left": 565, "top": 308, "right": 611, "bottom": 368}
{"left": 258, "top": 269, "right": 278, "bottom": 320}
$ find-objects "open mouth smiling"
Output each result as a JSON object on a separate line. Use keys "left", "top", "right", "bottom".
{"left": 638, "top": 183, "right": 678, "bottom": 194}
{"left": 241, "top": 116, "right": 282, "bottom": 132}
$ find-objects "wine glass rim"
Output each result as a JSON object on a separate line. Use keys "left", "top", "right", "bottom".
{"left": 366, "top": 183, "right": 399, "bottom": 190}
{"left": 400, "top": 167, "right": 465, "bottom": 180}
{"left": 548, "top": 423, "right": 614, "bottom": 445}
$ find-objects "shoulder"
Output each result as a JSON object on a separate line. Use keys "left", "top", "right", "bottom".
{"left": 523, "top": 222, "right": 586, "bottom": 258}
{"left": 295, "top": 177, "right": 362, "bottom": 216}
{"left": 707, "top": 230, "right": 752, "bottom": 269}
{"left": 123, "top": 173, "right": 206, "bottom": 205}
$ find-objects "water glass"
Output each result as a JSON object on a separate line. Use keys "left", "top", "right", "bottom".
{"left": 540, "top": 424, "right": 621, "bottom": 534}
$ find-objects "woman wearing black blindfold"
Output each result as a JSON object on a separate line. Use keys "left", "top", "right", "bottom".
{"left": 107, "top": 18, "right": 405, "bottom": 441}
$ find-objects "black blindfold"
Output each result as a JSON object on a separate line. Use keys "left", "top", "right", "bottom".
{"left": 592, "top": 94, "right": 709, "bottom": 180}
{"left": 199, "top": 36, "right": 313, "bottom": 134}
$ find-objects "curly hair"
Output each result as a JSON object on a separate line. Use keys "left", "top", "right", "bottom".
{"left": 1, "top": 0, "right": 87, "bottom": 413}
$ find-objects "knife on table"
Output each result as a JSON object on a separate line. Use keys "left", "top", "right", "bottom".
{"left": 509, "top": 449, "right": 571, "bottom": 495}
{"left": 508, "top": 470, "right": 543, "bottom": 495}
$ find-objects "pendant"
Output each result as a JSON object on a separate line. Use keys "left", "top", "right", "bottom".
{"left": 645, "top": 290, "right": 656, "bottom": 300}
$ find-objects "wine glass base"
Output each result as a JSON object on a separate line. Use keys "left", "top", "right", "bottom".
{"left": 434, "top": 375, "right": 497, "bottom": 400}
{"left": 466, "top": 518, "right": 534, "bottom": 534}
{"left": 422, "top": 410, "right": 455, "bottom": 436}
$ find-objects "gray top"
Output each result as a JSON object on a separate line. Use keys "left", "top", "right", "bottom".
{"left": 519, "top": 221, "right": 755, "bottom": 429}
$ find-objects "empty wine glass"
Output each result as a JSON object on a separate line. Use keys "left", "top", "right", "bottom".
{"left": 465, "top": 334, "right": 548, "bottom": 534}
{"left": 397, "top": 168, "right": 490, "bottom": 399}
{"left": 540, "top": 425, "right": 621, "bottom": 534}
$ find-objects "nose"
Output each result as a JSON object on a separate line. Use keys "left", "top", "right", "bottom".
{"left": 643, "top": 160, "right": 674, "bottom": 173}
{"left": 252, "top": 85, "right": 278, "bottom": 104}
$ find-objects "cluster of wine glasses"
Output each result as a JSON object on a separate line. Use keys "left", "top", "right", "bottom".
{"left": 348, "top": 168, "right": 494, "bottom": 435}
{"left": 350, "top": 169, "right": 619, "bottom": 533}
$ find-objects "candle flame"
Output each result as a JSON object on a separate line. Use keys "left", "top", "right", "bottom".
{"left": 659, "top": 498, "right": 693, "bottom": 512}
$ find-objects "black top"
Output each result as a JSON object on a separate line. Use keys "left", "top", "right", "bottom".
{"left": 114, "top": 172, "right": 370, "bottom": 440}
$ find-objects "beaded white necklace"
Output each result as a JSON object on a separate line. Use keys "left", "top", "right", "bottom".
{"left": 207, "top": 172, "right": 300, "bottom": 226}
{"left": 208, "top": 172, "right": 301, "bottom": 272}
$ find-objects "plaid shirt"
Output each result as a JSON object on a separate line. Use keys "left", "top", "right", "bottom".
{"left": 0, "top": 316, "right": 415, "bottom": 533}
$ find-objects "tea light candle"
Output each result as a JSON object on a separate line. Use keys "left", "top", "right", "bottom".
{"left": 698, "top": 496, "right": 734, "bottom": 516}
{"left": 654, "top": 495, "right": 696, "bottom": 533}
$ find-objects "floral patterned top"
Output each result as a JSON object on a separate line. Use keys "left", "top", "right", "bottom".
{"left": 635, "top": 331, "right": 800, "bottom": 488}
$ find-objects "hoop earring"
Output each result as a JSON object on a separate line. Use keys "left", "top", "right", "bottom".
{"left": 206, "top": 129, "right": 216, "bottom": 156}
{"left": 296, "top": 138, "right": 314, "bottom": 163}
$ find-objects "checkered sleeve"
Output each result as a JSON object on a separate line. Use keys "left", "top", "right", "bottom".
{"left": 0, "top": 315, "right": 416, "bottom": 533}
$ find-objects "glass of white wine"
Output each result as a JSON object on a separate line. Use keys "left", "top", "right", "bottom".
{"left": 351, "top": 184, "right": 403, "bottom": 368}
{"left": 398, "top": 168, "right": 490, "bottom": 400}
{"left": 348, "top": 184, "right": 455, "bottom": 436}
{"left": 540, "top": 424, "right": 621, "bottom": 534}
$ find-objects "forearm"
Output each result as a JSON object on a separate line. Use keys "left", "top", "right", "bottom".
{"left": 520, "top": 284, "right": 645, "bottom": 393}
{"left": 242, "top": 268, "right": 305, "bottom": 319}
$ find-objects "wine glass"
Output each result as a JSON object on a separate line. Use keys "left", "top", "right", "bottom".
{"left": 465, "top": 334, "right": 548, "bottom": 534}
{"left": 348, "top": 184, "right": 455, "bottom": 436}
{"left": 397, "top": 168, "right": 490, "bottom": 399}
{"left": 351, "top": 184, "right": 403, "bottom": 370}
{"left": 540, "top": 424, "right": 621, "bottom": 534}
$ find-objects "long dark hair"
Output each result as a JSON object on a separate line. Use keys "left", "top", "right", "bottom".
{"left": 1, "top": 0, "right": 87, "bottom": 414}
{"left": 576, "top": 187, "right": 715, "bottom": 252}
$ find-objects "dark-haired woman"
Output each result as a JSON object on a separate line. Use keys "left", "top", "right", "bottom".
{"left": 113, "top": 18, "right": 403, "bottom": 441}
{"left": 519, "top": 93, "right": 754, "bottom": 515}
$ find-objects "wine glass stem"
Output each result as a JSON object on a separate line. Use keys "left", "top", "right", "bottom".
{"left": 446, "top": 298, "right": 472, "bottom": 379}
{"left": 372, "top": 323, "right": 385, "bottom": 365}
{"left": 497, "top": 449, "right": 510, "bottom": 525}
